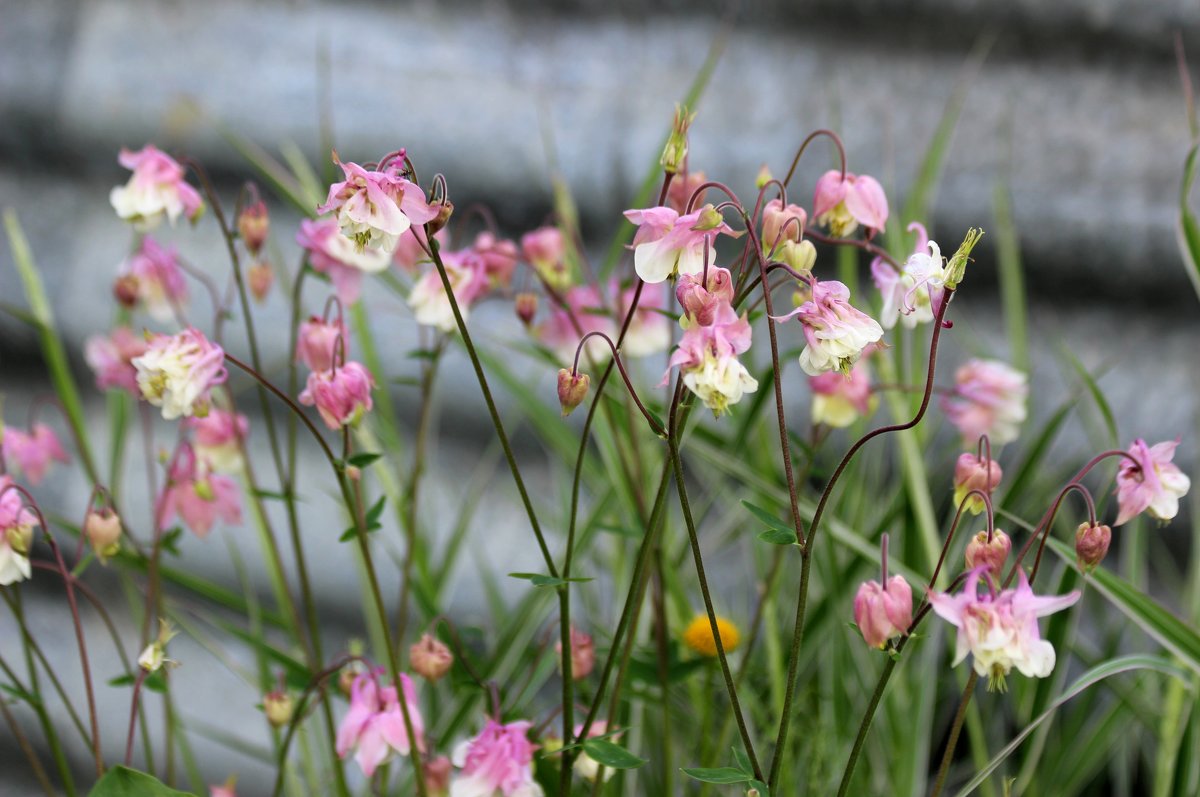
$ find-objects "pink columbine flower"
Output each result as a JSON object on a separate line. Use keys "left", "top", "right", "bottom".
{"left": 662, "top": 312, "right": 758, "bottom": 417}
{"left": 133, "top": 328, "right": 228, "bottom": 420}
{"left": 408, "top": 251, "right": 489, "bottom": 333}
{"left": 539, "top": 285, "right": 617, "bottom": 367}
{"left": 0, "top": 476, "right": 36, "bottom": 585}
{"left": 665, "top": 169, "right": 708, "bottom": 214}
{"left": 761, "top": 198, "right": 808, "bottom": 253}
{"left": 555, "top": 625, "right": 595, "bottom": 680}
{"left": 622, "top": 204, "right": 735, "bottom": 284}
{"left": 521, "top": 227, "right": 569, "bottom": 289}
{"left": 871, "top": 224, "right": 946, "bottom": 329}
{"left": 676, "top": 266, "right": 735, "bottom": 328}
{"left": 618, "top": 281, "right": 671, "bottom": 358}
{"left": 299, "top": 361, "right": 374, "bottom": 430}
{"left": 928, "top": 567, "right": 1080, "bottom": 690}
{"left": 450, "top": 718, "right": 542, "bottom": 797}
{"left": 1114, "top": 439, "right": 1191, "bottom": 526}
{"left": 473, "top": 232, "right": 520, "bottom": 288}
{"left": 297, "top": 217, "right": 392, "bottom": 305}
{"left": 110, "top": 145, "right": 203, "bottom": 229}
{"left": 854, "top": 574, "right": 912, "bottom": 649}
{"left": 117, "top": 236, "right": 189, "bottom": 322}
{"left": 940, "top": 359, "right": 1028, "bottom": 447}
{"left": 774, "top": 280, "right": 883, "bottom": 377}
{"left": 160, "top": 446, "right": 242, "bottom": 538}
{"left": 1, "top": 424, "right": 69, "bottom": 486}
{"left": 337, "top": 669, "right": 426, "bottom": 778}
{"left": 953, "top": 452, "right": 1003, "bottom": 516}
{"left": 811, "top": 169, "right": 888, "bottom": 238}
{"left": 810, "top": 360, "right": 875, "bottom": 428}
{"left": 318, "top": 154, "right": 438, "bottom": 254}
{"left": 86, "top": 327, "right": 149, "bottom": 395}
{"left": 296, "top": 316, "right": 349, "bottom": 374}
{"left": 185, "top": 410, "right": 249, "bottom": 474}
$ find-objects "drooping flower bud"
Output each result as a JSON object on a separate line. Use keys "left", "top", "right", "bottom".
{"left": 953, "top": 453, "right": 1002, "bottom": 516}
{"left": 555, "top": 625, "right": 595, "bottom": 680}
{"left": 85, "top": 508, "right": 123, "bottom": 562}
{"left": 113, "top": 274, "right": 141, "bottom": 308}
{"left": 761, "top": 198, "right": 807, "bottom": 252}
{"left": 659, "top": 104, "right": 695, "bottom": 174}
{"left": 514, "top": 292, "right": 538, "bottom": 327}
{"left": 964, "top": 529, "right": 1011, "bottom": 578}
{"left": 299, "top": 362, "right": 375, "bottom": 430}
{"left": 665, "top": 169, "right": 708, "bottom": 214}
{"left": 426, "top": 200, "right": 454, "bottom": 236}
{"left": 854, "top": 575, "right": 913, "bottom": 649}
{"left": 296, "top": 316, "right": 348, "bottom": 374}
{"left": 237, "top": 199, "right": 270, "bottom": 256}
{"left": 1074, "top": 522, "right": 1112, "bottom": 571}
{"left": 557, "top": 369, "right": 590, "bottom": 417}
{"left": 409, "top": 633, "right": 454, "bottom": 683}
{"left": 776, "top": 239, "right": 817, "bottom": 274}
{"left": 247, "top": 262, "right": 274, "bottom": 304}
{"left": 263, "top": 689, "right": 295, "bottom": 728}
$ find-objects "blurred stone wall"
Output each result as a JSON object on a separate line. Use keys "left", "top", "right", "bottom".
{"left": 1, "top": 0, "right": 1199, "bottom": 791}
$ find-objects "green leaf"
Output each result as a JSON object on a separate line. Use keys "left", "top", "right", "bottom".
{"left": 347, "top": 452, "right": 383, "bottom": 468}
{"left": 1048, "top": 537, "right": 1200, "bottom": 675}
{"left": 680, "top": 766, "right": 752, "bottom": 784}
{"left": 741, "top": 500, "right": 789, "bottom": 533}
{"left": 581, "top": 739, "right": 647, "bottom": 769}
{"left": 757, "top": 528, "right": 798, "bottom": 545}
{"left": 87, "top": 765, "right": 194, "bottom": 796}
{"left": 338, "top": 522, "right": 381, "bottom": 543}
{"left": 1176, "top": 142, "right": 1200, "bottom": 303}
{"left": 251, "top": 488, "right": 292, "bottom": 501}
{"left": 952, "top": 655, "right": 1189, "bottom": 796}
{"left": 0, "top": 683, "right": 40, "bottom": 707}
{"left": 508, "top": 572, "right": 593, "bottom": 588}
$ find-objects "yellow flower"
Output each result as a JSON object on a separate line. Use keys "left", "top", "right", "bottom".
{"left": 682, "top": 614, "right": 741, "bottom": 658}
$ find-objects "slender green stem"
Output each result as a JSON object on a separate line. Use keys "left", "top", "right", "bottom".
{"left": 0, "top": 681, "right": 55, "bottom": 796}
{"left": 837, "top": 654, "right": 898, "bottom": 796}
{"left": 931, "top": 672, "right": 979, "bottom": 797}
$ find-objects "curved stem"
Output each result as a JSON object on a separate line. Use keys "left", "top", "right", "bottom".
{"left": 806, "top": 229, "right": 901, "bottom": 270}
{"left": 782, "top": 128, "right": 847, "bottom": 188}
{"left": 569, "top": 330, "right": 664, "bottom": 437}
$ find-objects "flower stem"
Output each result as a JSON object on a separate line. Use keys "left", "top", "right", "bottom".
{"left": 931, "top": 672, "right": 979, "bottom": 797}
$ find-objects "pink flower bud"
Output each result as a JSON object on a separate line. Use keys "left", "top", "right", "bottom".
{"left": 248, "top": 262, "right": 274, "bottom": 304}
{"left": 853, "top": 575, "right": 912, "bottom": 649}
{"left": 1074, "top": 522, "right": 1111, "bottom": 571}
{"left": 521, "top": 227, "right": 568, "bottom": 288}
{"left": 113, "top": 274, "right": 141, "bottom": 308}
{"left": 558, "top": 369, "right": 590, "bottom": 417}
{"left": 409, "top": 634, "right": 454, "bottom": 682}
{"left": 666, "top": 169, "right": 708, "bottom": 214}
{"left": 296, "top": 316, "right": 348, "bottom": 373}
{"left": 761, "top": 198, "right": 807, "bottom": 251}
{"left": 85, "top": 508, "right": 122, "bottom": 561}
{"left": 953, "top": 453, "right": 1003, "bottom": 515}
{"left": 514, "top": 292, "right": 538, "bottom": 327}
{"left": 555, "top": 625, "right": 595, "bottom": 680}
{"left": 424, "top": 755, "right": 452, "bottom": 795}
{"left": 299, "top": 362, "right": 374, "bottom": 430}
{"left": 237, "top": 199, "right": 270, "bottom": 256}
{"left": 263, "top": 689, "right": 294, "bottom": 728}
{"left": 964, "top": 529, "right": 1011, "bottom": 578}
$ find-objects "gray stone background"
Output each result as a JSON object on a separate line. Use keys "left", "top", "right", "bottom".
{"left": 2, "top": 0, "right": 1200, "bottom": 793}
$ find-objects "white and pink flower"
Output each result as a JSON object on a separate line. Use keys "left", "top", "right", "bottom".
{"left": 118, "top": 236, "right": 189, "bottom": 322}
{"left": 318, "top": 155, "right": 438, "bottom": 254}
{"left": 810, "top": 360, "right": 875, "bottom": 428}
{"left": 662, "top": 313, "right": 758, "bottom": 417}
{"left": 408, "top": 251, "right": 489, "bottom": 333}
{"left": 299, "top": 362, "right": 374, "bottom": 430}
{"left": 1, "top": 424, "right": 69, "bottom": 486}
{"left": 1114, "top": 439, "right": 1191, "bottom": 526}
{"left": 774, "top": 280, "right": 883, "bottom": 377}
{"left": 337, "top": 668, "right": 426, "bottom": 778}
{"left": 160, "top": 446, "right": 242, "bottom": 538}
{"left": 110, "top": 145, "right": 203, "bottom": 228}
{"left": 185, "top": 410, "right": 249, "bottom": 474}
{"left": 928, "top": 567, "right": 1079, "bottom": 690}
{"left": 871, "top": 224, "right": 946, "bottom": 329}
{"left": 450, "top": 718, "right": 542, "bottom": 797}
{"left": 133, "top": 328, "right": 228, "bottom": 420}
{"left": 0, "top": 475, "right": 36, "bottom": 585}
{"left": 473, "top": 232, "right": 519, "bottom": 288}
{"left": 940, "top": 359, "right": 1028, "bottom": 447}
{"left": 812, "top": 169, "right": 888, "bottom": 238}
{"left": 623, "top": 205, "right": 735, "bottom": 284}
{"left": 617, "top": 282, "right": 671, "bottom": 358}
{"left": 297, "top": 217, "right": 392, "bottom": 305}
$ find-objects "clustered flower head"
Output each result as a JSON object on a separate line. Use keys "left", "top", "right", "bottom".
{"left": 450, "top": 717, "right": 542, "bottom": 797}
{"left": 774, "top": 279, "right": 883, "bottom": 377}
{"left": 1114, "top": 438, "right": 1191, "bottom": 526}
{"left": 110, "top": 145, "right": 203, "bottom": 229}
{"left": 940, "top": 359, "right": 1028, "bottom": 447}
{"left": 133, "top": 328, "right": 228, "bottom": 420}
{"left": 623, "top": 204, "right": 736, "bottom": 284}
{"left": 337, "top": 668, "right": 426, "bottom": 778}
{"left": 929, "top": 567, "right": 1079, "bottom": 691}
{"left": 1, "top": 423, "right": 69, "bottom": 486}
{"left": 0, "top": 476, "right": 37, "bottom": 586}
{"left": 318, "top": 153, "right": 438, "bottom": 255}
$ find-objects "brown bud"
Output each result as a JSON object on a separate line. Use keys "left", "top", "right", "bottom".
{"left": 237, "top": 200, "right": 270, "bottom": 256}
{"left": 113, "top": 275, "right": 140, "bottom": 308}
{"left": 409, "top": 633, "right": 454, "bottom": 682}
{"left": 426, "top": 201, "right": 455, "bottom": 236}
{"left": 514, "top": 293, "right": 538, "bottom": 327}
{"left": 557, "top": 369, "right": 590, "bottom": 417}
{"left": 964, "top": 528, "right": 1011, "bottom": 578}
{"left": 1074, "top": 522, "right": 1112, "bottom": 572}
{"left": 248, "top": 261, "right": 274, "bottom": 303}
